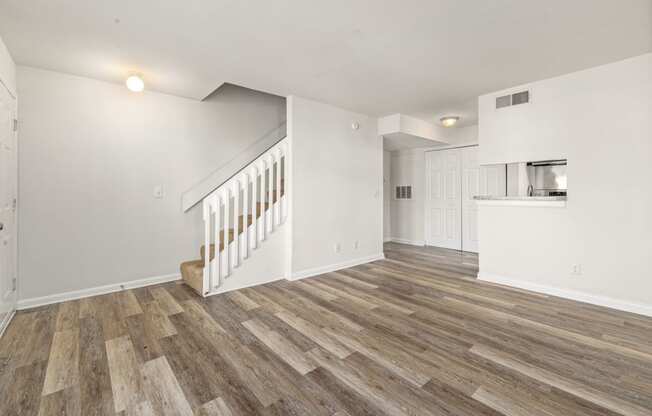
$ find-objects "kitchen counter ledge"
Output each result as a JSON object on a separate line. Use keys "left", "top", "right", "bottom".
{"left": 473, "top": 195, "right": 567, "bottom": 207}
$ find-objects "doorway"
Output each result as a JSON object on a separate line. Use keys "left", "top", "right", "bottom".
{"left": 0, "top": 80, "right": 17, "bottom": 335}
{"left": 425, "top": 146, "right": 505, "bottom": 253}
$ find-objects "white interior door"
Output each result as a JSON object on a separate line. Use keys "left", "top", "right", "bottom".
{"left": 0, "top": 83, "right": 17, "bottom": 332}
{"left": 461, "top": 146, "right": 506, "bottom": 253}
{"left": 425, "top": 149, "right": 462, "bottom": 250}
{"left": 461, "top": 147, "right": 481, "bottom": 253}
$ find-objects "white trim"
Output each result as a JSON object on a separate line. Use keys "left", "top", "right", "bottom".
{"left": 289, "top": 253, "right": 385, "bottom": 281}
{"left": 17, "top": 273, "right": 181, "bottom": 310}
{"left": 475, "top": 199, "right": 566, "bottom": 208}
{"left": 383, "top": 237, "right": 392, "bottom": 243}
{"left": 423, "top": 143, "right": 479, "bottom": 153}
{"left": 388, "top": 237, "right": 426, "bottom": 246}
{"left": 478, "top": 272, "right": 652, "bottom": 318}
{"left": 0, "top": 309, "right": 16, "bottom": 339}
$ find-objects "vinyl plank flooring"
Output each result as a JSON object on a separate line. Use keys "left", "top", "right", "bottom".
{"left": 2, "top": 243, "right": 651, "bottom": 416}
{"left": 150, "top": 287, "right": 184, "bottom": 316}
{"left": 275, "top": 310, "right": 353, "bottom": 359}
{"left": 242, "top": 318, "right": 316, "bottom": 375}
{"left": 105, "top": 335, "right": 146, "bottom": 413}
{"left": 42, "top": 328, "right": 80, "bottom": 395}
{"left": 140, "top": 356, "right": 193, "bottom": 416}
{"left": 197, "top": 397, "right": 233, "bottom": 416}
{"left": 55, "top": 300, "right": 80, "bottom": 331}
{"left": 78, "top": 316, "right": 115, "bottom": 416}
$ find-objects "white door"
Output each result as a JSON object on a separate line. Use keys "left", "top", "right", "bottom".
{"left": 425, "top": 149, "right": 462, "bottom": 250}
{"left": 461, "top": 146, "right": 506, "bottom": 253}
{"left": 0, "top": 83, "right": 17, "bottom": 332}
{"left": 461, "top": 147, "right": 481, "bottom": 253}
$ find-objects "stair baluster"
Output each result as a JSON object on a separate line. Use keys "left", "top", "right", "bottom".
{"left": 251, "top": 166, "right": 258, "bottom": 250}
{"left": 188, "top": 138, "right": 287, "bottom": 296}
{"left": 242, "top": 172, "right": 249, "bottom": 260}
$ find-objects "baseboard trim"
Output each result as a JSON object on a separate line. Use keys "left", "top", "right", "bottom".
{"left": 383, "top": 237, "right": 392, "bottom": 243}
{"left": 478, "top": 272, "right": 652, "bottom": 318}
{"left": 290, "top": 253, "right": 385, "bottom": 281}
{"left": 17, "top": 273, "right": 181, "bottom": 310}
{"left": 0, "top": 309, "right": 16, "bottom": 339}
{"left": 388, "top": 238, "right": 425, "bottom": 246}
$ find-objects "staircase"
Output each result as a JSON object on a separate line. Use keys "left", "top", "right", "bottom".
{"left": 180, "top": 138, "right": 288, "bottom": 296}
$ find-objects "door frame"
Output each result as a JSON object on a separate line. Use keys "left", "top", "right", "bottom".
{"left": 0, "top": 76, "right": 17, "bottom": 338}
{"left": 424, "top": 144, "right": 478, "bottom": 253}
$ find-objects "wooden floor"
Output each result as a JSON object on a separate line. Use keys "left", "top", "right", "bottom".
{"left": 2, "top": 243, "right": 652, "bottom": 416}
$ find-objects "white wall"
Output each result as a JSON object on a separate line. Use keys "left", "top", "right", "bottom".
{"left": 288, "top": 96, "right": 383, "bottom": 278}
{"left": 383, "top": 150, "right": 391, "bottom": 241}
{"left": 17, "top": 67, "right": 285, "bottom": 301}
{"left": 446, "top": 125, "right": 478, "bottom": 147}
{"left": 389, "top": 149, "right": 426, "bottom": 245}
{"left": 478, "top": 53, "right": 652, "bottom": 314}
{"left": 0, "top": 36, "right": 16, "bottom": 96}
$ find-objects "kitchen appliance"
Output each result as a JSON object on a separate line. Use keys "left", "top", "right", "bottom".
{"left": 526, "top": 160, "right": 567, "bottom": 196}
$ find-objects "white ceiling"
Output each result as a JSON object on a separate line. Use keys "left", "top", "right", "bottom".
{"left": 1, "top": 0, "right": 650, "bottom": 121}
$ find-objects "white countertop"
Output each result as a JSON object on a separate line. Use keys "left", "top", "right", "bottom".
{"left": 473, "top": 195, "right": 567, "bottom": 207}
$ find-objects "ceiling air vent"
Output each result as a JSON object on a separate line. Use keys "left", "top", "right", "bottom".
{"left": 496, "top": 90, "right": 530, "bottom": 109}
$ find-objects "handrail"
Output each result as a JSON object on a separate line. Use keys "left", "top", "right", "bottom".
{"left": 182, "top": 121, "right": 287, "bottom": 211}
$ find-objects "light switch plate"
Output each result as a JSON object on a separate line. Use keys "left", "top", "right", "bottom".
{"left": 153, "top": 185, "right": 164, "bottom": 199}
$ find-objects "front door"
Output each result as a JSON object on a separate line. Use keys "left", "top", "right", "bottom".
{"left": 425, "top": 149, "right": 462, "bottom": 250}
{"left": 0, "top": 82, "right": 17, "bottom": 333}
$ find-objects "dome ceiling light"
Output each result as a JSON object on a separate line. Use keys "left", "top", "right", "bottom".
{"left": 440, "top": 116, "right": 460, "bottom": 127}
{"left": 126, "top": 74, "right": 145, "bottom": 92}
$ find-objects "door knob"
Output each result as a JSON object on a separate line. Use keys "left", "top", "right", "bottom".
{"left": 0, "top": 222, "right": 3, "bottom": 231}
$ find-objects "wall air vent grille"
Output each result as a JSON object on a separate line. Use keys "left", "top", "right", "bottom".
{"left": 496, "top": 95, "right": 511, "bottom": 108}
{"left": 496, "top": 90, "right": 530, "bottom": 109}
{"left": 512, "top": 90, "right": 529, "bottom": 105}
{"left": 395, "top": 185, "right": 412, "bottom": 200}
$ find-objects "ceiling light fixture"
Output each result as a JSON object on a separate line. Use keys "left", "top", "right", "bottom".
{"left": 126, "top": 75, "right": 145, "bottom": 92}
{"left": 440, "top": 116, "right": 459, "bottom": 127}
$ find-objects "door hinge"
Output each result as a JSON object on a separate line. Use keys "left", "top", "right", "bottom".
{"left": 12, "top": 278, "right": 17, "bottom": 292}
{"left": 12, "top": 198, "right": 17, "bottom": 211}
{"left": 13, "top": 119, "right": 18, "bottom": 132}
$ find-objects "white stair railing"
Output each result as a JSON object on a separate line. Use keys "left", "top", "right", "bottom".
{"left": 201, "top": 138, "right": 288, "bottom": 295}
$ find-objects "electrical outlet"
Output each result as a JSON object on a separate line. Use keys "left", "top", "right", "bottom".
{"left": 571, "top": 264, "right": 582, "bottom": 275}
{"left": 334, "top": 243, "right": 341, "bottom": 253}
{"left": 354, "top": 240, "right": 359, "bottom": 250}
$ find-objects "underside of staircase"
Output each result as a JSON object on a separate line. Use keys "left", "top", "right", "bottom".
{"left": 180, "top": 138, "right": 288, "bottom": 296}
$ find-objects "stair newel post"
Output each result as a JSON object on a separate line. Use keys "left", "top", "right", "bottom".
{"left": 202, "top": 198, "right": 211, "bottom": 296}
{"left": 267, "top": 153, "right": 275, "bottom": 233}
{"left": 242, "top": 172, "right": 249, "bottom": 260}
{"left": 251, "top": 166, "right": 258, "bottom": 250}
{"left": 275, "top": 147, "right": 283, "bottom": 226}
{"left": 259, "top": 159, "right": 266, "bottom": 242}
{"left": 233, "top": 180, "right": 240, "bottom": 268}
{"left": 223, "top": 188, "right": 230, "bottom": 277}
{"left": 211, "top": 194, "right": 220, "bottom": 290}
